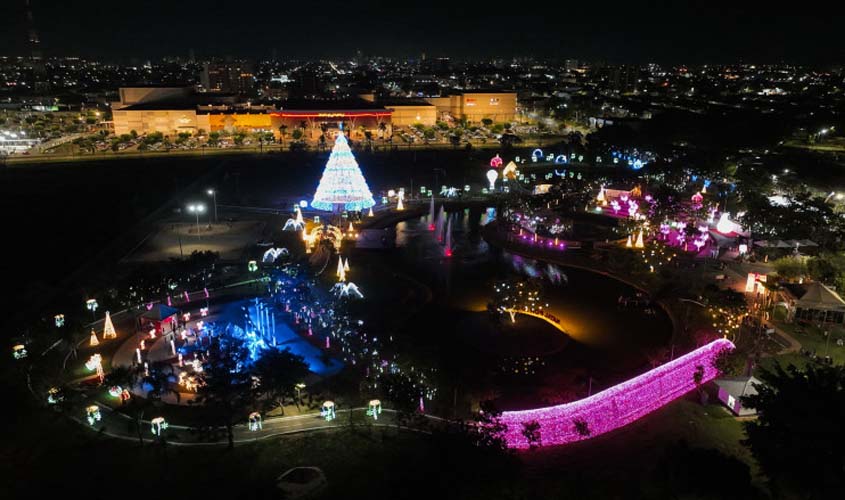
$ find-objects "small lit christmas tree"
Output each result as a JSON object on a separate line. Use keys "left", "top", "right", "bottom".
{"left": 311, "top": 131, "right": 376, "bottom": 212}
{"left": 102, "top": 311, "right": 116, "bottom": 339}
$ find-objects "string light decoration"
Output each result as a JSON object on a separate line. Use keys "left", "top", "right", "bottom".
{"left": 102, "top": 311, "right": 116, "bottom": 339}
{"left": 248, "top": 412, "right": 263, "bottom": 431}
{"left": 708, "top": 305, "right": 746, "bottom": 339}
{"left": 311, "top": 132, "right": 376, "bottom": 212}
{"left": 150, "top": 417, "right": 168, "bottom": 436}
{"left": 634, "top": 229, "right": 645, "bottom": 249}
{"left": 86, "top": 405, "right": 102, "bottom": 426}
{"left": 89, "top": 329, "right": 99, "bottom": 346}
{"left": 639, "top": 241, "right": 678, "bottom": 272}
{"left": 493, "top": 279, "right": 548, "bottom": 323}
{"left": 367, "top": 399, "right": 382, "bottom": 420}
{"left": 500, "top": 339, "right": 734, "bottom": 448}
{"left": 321, "top": 401, "right": 336, "bottom": 421}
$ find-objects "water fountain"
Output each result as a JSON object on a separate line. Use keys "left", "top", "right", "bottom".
{"left": 444, "top": 214, "right": 453, "bottom": 257}
{"left": 434, "top": 206, "right": 446, "bottom": 242}
{"left": 428, "top": 195, "right": 436, "bottom": 230}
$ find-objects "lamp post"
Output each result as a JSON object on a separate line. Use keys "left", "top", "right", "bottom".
{"left": 294, "top": 382, "right": 306, "bottom": 410}
{"left": 207, "top": 189, "right": 218, "bottom": 224}
{"left": 187, "top": 204, "right": 205, "bottom": 240}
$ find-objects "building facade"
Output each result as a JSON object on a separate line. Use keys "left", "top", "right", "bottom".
{"left": 111, "top": 87, "right": 517, "bottom": 138}
{"left": 425, "top": 91, "right": 517, "bottom": 123}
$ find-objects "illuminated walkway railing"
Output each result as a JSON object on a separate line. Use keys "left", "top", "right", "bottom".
{"left": 500, "top": 338, "right": 734, "bottom": 448}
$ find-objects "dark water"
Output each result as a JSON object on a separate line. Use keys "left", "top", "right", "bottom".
{"left": 0, "top": 149, "right": 492, "bottom": 330}
{"left": 383, "top": 211, "right": 674, "bottom": 409}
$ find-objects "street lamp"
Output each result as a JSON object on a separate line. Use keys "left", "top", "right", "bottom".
{"left": 187, "top": 203, "right": 205, "bottom": 240}
{"left": 207, "top": 189, "right": 218, "bottom": 224}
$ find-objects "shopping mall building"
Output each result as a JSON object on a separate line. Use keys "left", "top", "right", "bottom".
{"left": 111, "top": 86, "right": 517, "bottom": 139}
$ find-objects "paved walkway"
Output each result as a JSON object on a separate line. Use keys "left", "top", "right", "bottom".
{"left": 74, "top": 403, "right": 449, "bottom": 446}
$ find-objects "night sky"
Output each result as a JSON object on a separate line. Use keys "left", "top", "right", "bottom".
{"left": 2, "top": 0, "right": 842, "bottom": 63}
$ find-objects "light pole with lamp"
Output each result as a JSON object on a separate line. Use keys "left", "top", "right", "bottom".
{"left": 207, "top": 189, "right": 218, "bottom": 224}
{"left": 187, "top": 203, "right": 205, "bottom": 240}
{"left": 294, "top": 382, "right": 306, "bottom": 411}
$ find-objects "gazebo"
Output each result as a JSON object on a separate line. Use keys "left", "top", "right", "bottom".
{"left": 794, "top": 282, "right": 845, "bottom": 324}
{"left": 138, "top": 304, "right": 180, "bottom": 335}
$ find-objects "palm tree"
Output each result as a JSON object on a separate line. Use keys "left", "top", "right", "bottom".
{"left": 278, "top": 125, "right": 288, "bottom": 149}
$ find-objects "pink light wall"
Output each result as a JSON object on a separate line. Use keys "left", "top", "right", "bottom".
{"left": 500, "top": 338, "right": 734, "bottom": 448}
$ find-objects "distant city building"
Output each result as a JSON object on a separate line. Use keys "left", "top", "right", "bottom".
{"left": 110, "top": 86, "right": 516, "bottom": 138}
{"left": 200, "top": 62, "right": 255, "bottom": 95}
{"left": 424, "top": 91, "right": 517, "bottom": 123}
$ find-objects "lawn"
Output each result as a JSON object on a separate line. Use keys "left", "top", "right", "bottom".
{"left": 768, "top": 320, "right": 845, "bottom": 366}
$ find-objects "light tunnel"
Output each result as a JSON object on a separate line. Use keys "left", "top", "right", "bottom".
{"left": 500, "top": 338, "right": 734, "bottom": 448}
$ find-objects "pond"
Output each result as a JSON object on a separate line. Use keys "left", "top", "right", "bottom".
{"left": 351, "top": 207, "right": 674, "bottom": 410}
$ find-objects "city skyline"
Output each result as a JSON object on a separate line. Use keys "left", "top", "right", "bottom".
{"left": 1, "top": 1, "right": 842, "bottom": 64}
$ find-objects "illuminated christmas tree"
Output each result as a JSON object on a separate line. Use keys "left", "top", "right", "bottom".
{"left": 311, "top": 131, "right": 376, "bottom": 212}
{"left": 102, "top": 311, "right": 116, "bottom": 339}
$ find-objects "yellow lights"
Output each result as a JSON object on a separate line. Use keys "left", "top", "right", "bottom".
{"left": 626, "top": 235, "right": 633, "bottom": 248}
{"left": 708, "top": 305, "right": 746, "bottom": 339}
{"left": 634, "top": 229, "right": 645, "bottom": 249}
{"left": 745, "top": 272, "right": 767, "bottom": 294}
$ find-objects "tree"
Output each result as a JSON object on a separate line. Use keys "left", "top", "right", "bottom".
{"left": 807, "top": 253, "right": 845, "bottom": 291}
{"left": 692, "top": 364, "right": 708, "bottom": 404}
{"left": 653, "top": 441, "right": 755, "bottom": 499}
{"left": 278, "top": 124, "right": 288, "bottom": 146}
{"left": 195, "top": 332, "right": 258, "bottom": 448}
{"left": 142, "top": 361, "right": 180, "bottom": 403}
{"left": 573, "top": 417, "right": 591, "bottom": 437}
{"left": 378, "top": 372, "right": 422, "bottom": 428}
{"left": 291, "top": 128, "right": 304, "bottom": 141}
{"left": 521, "top": 420, "right": 541, "bottom": 449}
{"left": 490, "top": 278, "right": 547, "bottom": 323}
{"left": 253, "top": 348, "right": 309, "bottom": 414}
{"left": 742, "top": 363, "right": 845, "bottom": 499}
{"left": 464, "top": 400, "right": 508, "bottom": 450}
{"left": 481, "top": 118, "right": 493, "bottom": 127}
{"left": 772, "top": 256, "right": 808, "bottom": 282}
{"left": 104, "top": 366, "right": 139, "bottom": 405}
{"left": 499, "top": 133, "right": 521, "bottom": 149}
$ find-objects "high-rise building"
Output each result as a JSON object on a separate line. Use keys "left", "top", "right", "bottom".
{"left": 201, "top": 62, "right": 255, "bottom": 95}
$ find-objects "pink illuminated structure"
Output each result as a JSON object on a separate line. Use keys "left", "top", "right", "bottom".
{"left": 500, "top": 338, "right": 734, "bottom": 449}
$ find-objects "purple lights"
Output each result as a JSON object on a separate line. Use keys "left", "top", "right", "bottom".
{"left": 500, "top": 339, "right": 734, "bottom": 449}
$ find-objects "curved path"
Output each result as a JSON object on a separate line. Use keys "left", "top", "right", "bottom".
{"left": 72, "top": 339, "right": 734, "bottom": 450}
{"left": 74, "top": 404, "right": 450, "bottom": 446}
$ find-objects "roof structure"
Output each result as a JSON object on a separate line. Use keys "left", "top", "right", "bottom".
{"left": 796, "top": 282, "right": 845, "bottom": 311}
{"left": 140, "top": 304, "right": 180, "bottom": 321}
{"left": 714, "top": 376, "right": 761, "bottom": 399}
{"left": 275, "top": 98, "right": 391, "bottom": 118}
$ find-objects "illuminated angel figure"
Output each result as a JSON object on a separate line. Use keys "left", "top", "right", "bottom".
{"left": 262, "top": 247, "right": 289, "bottom": 263}
{"left": 331, "top": 282, "right": 364, "bottom": 299}
{"left": 283, "top": 215, "right": 305, "bottom": 232}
